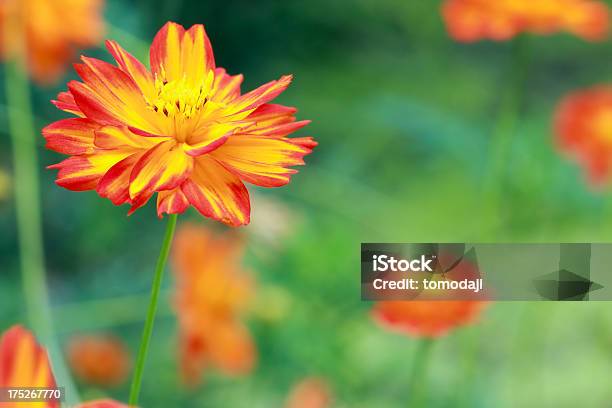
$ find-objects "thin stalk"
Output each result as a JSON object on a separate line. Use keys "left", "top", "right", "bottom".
{"left": 407, "top": 338, "right": 435, "bottom": 407}
{"left": 5, "top": 51, "right": 49, "bottom": 348}
{"left": 456, "top": 330, "right": 480, "bottom": 408}
{"left": 128, "top": 214, "right": 178, "bottom": 405}
{"left": 3, "top": 23, "right": 79, "bottom": 407}
{"left": 481, "top": 37, "right": 530, "bottom": 226}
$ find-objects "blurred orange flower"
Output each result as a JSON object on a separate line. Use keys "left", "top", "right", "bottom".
{"left": 554, "top": 86, "right": 612, "bottom": 185}
{"left": 172, "top": 223, "right": 256, "bottom": 385}
{"left": 0, "top": 326, "right": 131, "bottom": 408}
{"left": 441, "top": 0, "right": 609, "bottom": 42}
{"left": 372, "top": 301, "right": 485, "bottom": 338}
{"left": 0, "top": 325, "right": 58, "bottom": 407}
{"left": 66, "top": 334, "right": 131, "bottom": 387}
{"left": 76, "top": 400, "right": 130, "bottom": 408}
{"left": 0, "top": 0, "right": 104, "bottom": 84}
{"left": 285, "top": 377, "right": 333, "bottom": 408}
{"left": 43, "top": 21, "right": 316, "bottom": 225}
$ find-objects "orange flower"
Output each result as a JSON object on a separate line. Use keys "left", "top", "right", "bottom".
{"left": 372, "top": 301, "right": 485, "bottom": 338}
{"left": 172, "top": 223, "right": 256, "bottom": 385}
{"left": 0, "top": 0, "right": 104, "bottom": 84}
{"left": 0, "top": 326, "right": 130, "bottom": 408}
{"left": 441, "top": 0, "right": 609, "bottom": 42}
{"left": 43, "top": 22, "right": 316, "bottom": 226}
{"left": 285, "top": 377, "right": 333, "bottom": 408}
{"left": 0, "top": 325, "right": 58, "bottom": 407}
{"left": 554, "top": 86, "right": 612, "bottom": 185}
{"left": 76, "top": 401, "right": 130, "bottom": 408}
{"left": 66, "top": 334, "right": 131, "bottom": 387}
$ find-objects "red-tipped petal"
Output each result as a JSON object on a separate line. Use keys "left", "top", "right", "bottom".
{"left": 71, "top": 58, "right": 161, "bottom": 135}
{"left": 212, "top": 135, "right": 315, "bottom": 187}
{"left": 50, "top": 151, "right": 132, "bottom": 192}
{"left": 94, "top": 126, "right": 167, "bottom": 150}
{"left": 181, "top": 156, "right": 251, "bottom": 226}
{"left": 52, "top": 91, "right": 84, "bottom": 117}
{"left": 230, "top": 75, "right": 293, "bottom": 114}
{"left": 157, "top": 187, "right": 190, "bottom": 217}
{"left": 246, "top": 103, "right": 297, "bottom": 122}
{"left": 97, "top": 152, "right": 144, "bottom": 205}
{"left": 129, "top": 141, "right": 194, "bottom": 200}
{"left": 128, "top": 191, "right": 154, "bottom": 215}
{"left": 210, "top": 68, "right": 243, "bottom": 103}
{"left": 150, "top": 22, "right": 215, "bottom": 83}
{"left": 183, "top": 125, "right": 233, "bottom": 157}
{"left": 43, "top": 118, "right": 98, "bottom": 155}
{"left": 106, "top": 40, "right": 156, "bottom": 98}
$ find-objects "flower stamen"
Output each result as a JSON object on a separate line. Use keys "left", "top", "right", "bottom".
{"left": 147, "top": 71, "right": 215, "bottom": 122}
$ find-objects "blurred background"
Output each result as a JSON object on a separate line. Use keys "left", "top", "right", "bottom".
{"left": 2, "top": 0, "right": 612, "bottom": 407}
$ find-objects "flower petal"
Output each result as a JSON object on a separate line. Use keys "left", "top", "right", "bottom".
{"left": 239, "top": 103, "right": 310, "bottom": 137}
{"left": 97, "top": 152, "right": 144, "bottom": 205}
{"left": 212, "top": 135, "right": 316, "bottom": 187}
{"left": 150, "top": 22, "right": 184, "bottom": 81}
{"left": 129, "top": 141, "right": 194, "bottom": 200}
{"left": 157, "top": 187, "right": 190, "bottom": 217}
{"left": 43, "top": 118, "right": 98, "bottom": 155}
{"left": 183, "top": 123, "right": 234, "bottom": 157}
{"left": 49, "top": 151, "right": 132, "bottom": 191}
{"left": 245, "top": 103, "right": 297, "bottom": 123}
{"left": 150, "top": 22, "right": 215, "bottom": 83}
{"left": 209, "top": 68, "right": 243, "bottom": 103}
{"left": 52, "top": 91, "right": 84, "bottom": 117}
{"left": 106, "top": 40, "right": 156, "bottom": 99}
{"left": 70, "top": 57, "right": 162, "bottom": 135}
{"left": 94, "top": 126, "right": 168, "bottom": 150}
{"left": 128, "top": 191, "right": 154, "bottom": 215}
{"left": 181, "top": 156, "right": 250, "bottom": 226}
{"left": 67, "top": 81, "right": 118, "bottom": 125}
{"left": 246, "top": 119, "right": 310, "bottom": 138}
{"left": 0, "top": 325, "right": 58, "bottom": 400}
{"left": 180, "top": 25, "right": 216, "bottom": 85}
{"left": 229, "top": 75, "right": 292, "bottom": 114}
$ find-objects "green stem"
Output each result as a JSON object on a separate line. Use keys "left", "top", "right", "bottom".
{"left": 129, "top": 214, "right": 178, "bottom": 405}
{"left": 4, "top": 48, "right": 79, "bottom": 406}
{"left": 5, "top": 52, "right": 48, "bottom": 345}
{"left": 482, "top": 37, "right": 530, "bottom": 225}
{"left": 407, "top": 338, "right": 435, "bottom": 407}
{"left": 456, "top": 330, "right": 480, "bottom": 408}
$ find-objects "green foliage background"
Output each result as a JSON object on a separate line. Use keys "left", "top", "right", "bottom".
{"left": 2, "top": 0, "right": 612, "bottom": 406}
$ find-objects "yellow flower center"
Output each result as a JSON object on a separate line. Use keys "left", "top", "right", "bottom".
{"left": 145, "top": 71, "right": 221, "bottom": 143}
{"left": 148, "top": 71, "right": 214, "bottom": 120}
